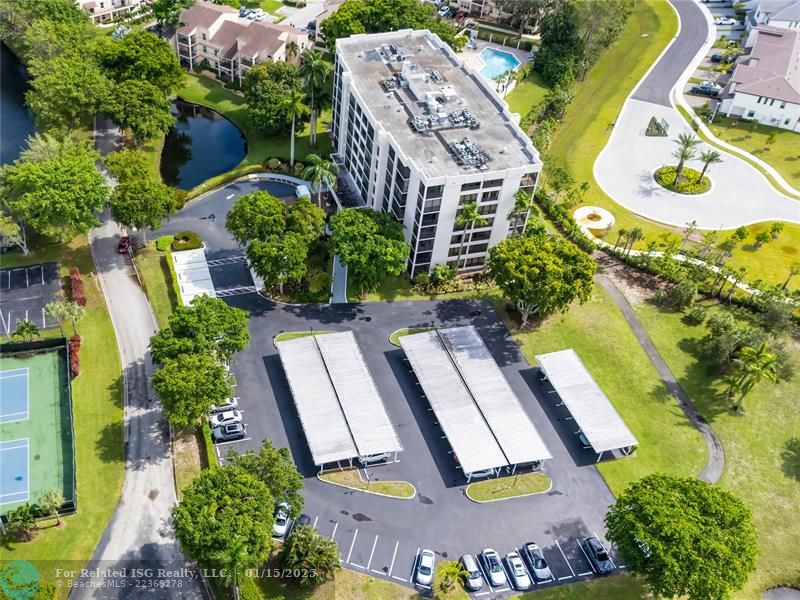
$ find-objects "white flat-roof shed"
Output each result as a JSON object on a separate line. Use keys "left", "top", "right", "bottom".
{"left": 170, "top": 248, "right": 215, "bottom": 305}
{"left": 535, "top": 349, "right": 638, "bottom": 459}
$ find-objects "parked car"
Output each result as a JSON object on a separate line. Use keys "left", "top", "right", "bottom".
{"left": 211, "top": 422, "right": 245, "bottom": 442}
{"left": 209, "top": 397, "right": 239, "bottom": 414}
{"left": 480, "top": 548, "right": 507, "bottom": 587}
{"left": 521, "top": 542, "right": 553, "bottom": 581}
{"left": 273, "top": 502, "right": 289, "bottom": 537}
{"left": 710, "top": 53, "right": 733, "bottom": 63}
{"left": 578, "top": 431, "right": 592, "bottom": 448}
{"left": 460, "top": 554, "right": 483, "bottom": 591}
{"left": 209, "top": 409, "right": 243, "bottom": 428}
{"left": 358, "top": 452, "right": 391, "bottom": 466}
{"left": 438, "top": 5, "right": 451, "bottom": 17}
{"left": 714, "top": 16, "right": 738, "bottom": 26}
{"left": 691, "top": 81, "right": 722, "bottom": 96}
{"left": 415, "top": 549, "right": 435, "bottom": 586}
{"left": 584, "top": 537, "right": 615, "bottom": 574}
{"left": 505, "top": 551, "right": 532, "bottom": 590}
{"left": 117, "top": 236, "right": 131, "bottom": 254}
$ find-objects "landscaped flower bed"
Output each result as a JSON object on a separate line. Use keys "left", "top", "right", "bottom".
{"left": 654, "top": 166, "right": 711, "bottom": 194}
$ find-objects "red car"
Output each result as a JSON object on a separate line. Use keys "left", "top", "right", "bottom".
{"left": 117, "top": 236, "right": 131, "bottom": 254}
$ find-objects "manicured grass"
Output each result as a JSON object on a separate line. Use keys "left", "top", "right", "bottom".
{"left": 319, "top": 469, "right": 416, "bottom": 499}
{"left": 707, "top": 114, "right": 800, "bottom": 188}
{"left": 388, "top": 327, "right": 435, "bottom": 346}
{"left": 352, "top": 275, "right": 503, "bottom": 303}
{"left": 522, "top": 575, "right": 653, "bottom": 599}
{"left": 243, "top": 0, "right": 284, "bottom": 15}
{"left": 273, "top": 330, "right": 334, "bottom": 343}
{"left": 654, "top": 166, "right": 711, "bottom": 194}
{"left": 500, "top": 285, "right": 707, "bottom": 496}
{"left": 506, "top": 70, "right": 549, "bottom": 116}
{"left": 466, "top": 472, "right": 551, "bottom": 501}
{"left": 0, "top": 237, "right": 125, "bottom": 584}
{"left": 635, "top": 302, "right": 800, "bottom": 597}
{"left": 136, "top": 242, "right": 180, "bottom": 329}
{"left": 173, "top": 426, "right": 203, "bottom": 499}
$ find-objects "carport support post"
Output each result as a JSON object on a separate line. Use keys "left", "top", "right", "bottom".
{"left": 596, "top": 451, "right": 604, "bottom": 463}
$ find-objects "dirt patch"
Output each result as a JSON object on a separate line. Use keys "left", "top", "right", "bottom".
{"left": 593, "top": 251, "right": 668, "bottom": 305}
{"left": 173, "top": 427, "right": 203, "bottom": 498}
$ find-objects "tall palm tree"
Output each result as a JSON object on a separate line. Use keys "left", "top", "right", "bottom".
{"left": 11, "top": 319, "right": 39, "bottom": 342}
{"left": 730, "top": 342, "right": 778, "bottom": 411}
{"left": 211, "top": 537, "right": 255, "bottom": 600}
{"left": 282, "top": 90, "right": 308, "bottom": 167}
{"left": 625, "top": 227, "right": 644, "bottom": 256}
{"left": 63, "top": 302, "right": 86, "bottom": 335}
{"left": 614, "top": 228, "right": 628, "bottom": 250}
{"left": 783, "top": 263, "right": 800, "bottom": 290}
{"left": 671, "top": 132, "right": 701, "bottom": 184}
{"left": 286, "top": 40, "right": 299, "bottom": 63}
{"left": 302, "top": 153, "right": 338, "bottom": 208}
{"left": 299, "top": 51, "right": 330, "bottom": 147}
{"left": 507, "top": 189, "right": 535, "bottom": 234}
{"left": 697, "top": 148, "right": 722, "bottom": 181}
{"left": 45, "top": 301, "right": 68, "bottom": 336}
{"left": 681, "top": 219, "right": 697, "bottom": 251}
{"left": 454, "top": 203, "right": 488, "bottom": 270}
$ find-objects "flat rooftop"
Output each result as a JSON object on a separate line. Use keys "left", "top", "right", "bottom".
{"left": 336, "top": 30, "right": 541, "bottom": 179}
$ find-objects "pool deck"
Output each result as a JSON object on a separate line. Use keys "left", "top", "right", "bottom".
{"left": 461, "top": 40, "right": 531, "bottom": 98}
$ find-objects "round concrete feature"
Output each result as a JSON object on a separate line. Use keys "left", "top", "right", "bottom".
{"left": 573, "top": 206, "right": 616, "bottom": 231}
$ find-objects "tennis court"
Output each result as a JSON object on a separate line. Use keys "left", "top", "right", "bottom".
{"left": 0, "top": 346, "right": 74, "bottom": 516}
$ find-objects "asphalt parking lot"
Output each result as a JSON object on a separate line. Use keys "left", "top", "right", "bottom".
{"left": 0, "top": 262, "right": 62, "bottom": 335}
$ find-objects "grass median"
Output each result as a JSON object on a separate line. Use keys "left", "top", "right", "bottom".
{"left": 388, "top": 327, "right": 435, "bottom": 346}
{"left": 319, "top": 469, "right": 416, "bottom": 499}
{"left": 466, "top": 472, "right": 551, "bottom": 502}
{"left": 274, "top": 330, "right": 334, "bottom": 343}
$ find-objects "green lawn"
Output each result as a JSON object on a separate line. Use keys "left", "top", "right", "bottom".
{"left": 136, "top": 242, "right": 180, "bottom": 329}
{"left": 523, "top": 575, "right": 653, "bottom": 599}
{"left": 388, "top": 327, "right": 435, "bottom": 346}
{"left": 351, "top": 275, "right": 503, "bottom": 303}
{"left": 273, "top": 330, "right": 334, "bottom": 343}
{"left": 506, "top": 70, "right": 549, "bottom": 116}
{"left": 466, "top": 472, "right": 551, "bottom": 501}
{"left": 242, "top": 0, "right": 285, "bottom": 15}
{"left": 635, "top": 302, "right": 800, "bottom": 597}
{"left": 319, "top": 469, "right": 416, "bottom": 499}
{"left": 0, "top": 237, "right": 125, "bottom": 589}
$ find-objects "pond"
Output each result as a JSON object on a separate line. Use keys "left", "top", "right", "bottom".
{"left": 160, "top": 99, "right": 247, "bottom": 191}
{"left": 1, "top": 44, "right": 36, "bottom": 165}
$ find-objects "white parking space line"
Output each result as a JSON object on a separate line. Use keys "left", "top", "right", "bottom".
{"left": 388, "top": 541, "right": 399, "bottom": 577}
{"left": 577, "top": 571, "right": 593, "bottom": 576}
{"left": 474, "top": 592, "right": 491, "bottom": 597}
{"left": 351, "top": 563, "right": 365, "bottom": 570}
{"left": 577, "top": 540, "right": 596, "bottom": 573}
{"left": 312, "top": 516, "right": 318, "bottom": 529}
{"left": 553, "top": 538, "right": 575, "bottom": 577}
{"left": 331, "top": 522, "right": 339, "bottom": 540}
{"left": 214, "top": 437, "right": 252, "bottom": 447}
{"left": 391, "top": 575, "right": 407, "bottom": 582}
{"left": 346, "top": 530, "right": 359, "bottom": 563}
{"left": 593, "top": 531, "right": 618, "bottom": 568}
{"left": 366, "top": 535, "right": 379, "bottom": 571}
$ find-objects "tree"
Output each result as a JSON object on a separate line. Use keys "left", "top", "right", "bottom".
{"left": 508, "top": 189, "right": 536, "bottom": 235}
{"left": 226, "top": 439, "right": 304, "bottom": 518}
{"left": 454, "top": 203, "right": 488, "bottom": 270}
{"left": 614, "top": 227, "right": 628, "bottom": 250}
{"left": 286, "top": 40, "right": 299, "bottom": 62}
{"left": 104, "top": 79, "right": 175, "bottom": 144}
{"left": 1, "top": 0, "right": 87, "bottom": 40}
{"left": 172, "top": 466, "right": 274, "bottom": 567}
{"left": 606, "top": 474, "right": 757, "bottom": 600}
{"left": 211, "top": 536, "right": 255, "bottom": 600}
{"left": 21, "top": 17, "right": 98, "bottom": 64}
{"left": 103, "top": 148, "right": 152, "bottom": 183}
{"left": 681, "top": 219, "right": 697, "bottom": 251}
{"left": 770, "top": 221, "right": 784, "bottom": 239}
{"left": 286, "top": 196, "right": 325, "bottom": 244}
{"left": 783, "top": 263, "right": 800, "bottom": 290}
{"left": 0, "top": 215, "right": 28, "bottom": 255}
{"left": 487, "top": 228, "right": 595, "bottom": 327}
{"left": 729, "top": 342, "right": 778, "bottom": 411}
{"left": 672, "top": 133, "right": 701, "bottom": 184}
{"left": 102, "top": 30, "right": 184, "bottom": 94}
{"left": 246, "top": 232, "right": 309, "bottom": 295}
{"left": 298, "top": 51, "right": 331, "bottom": 147}
{"left": 110, "top": 177, "right": 175, "bottom": 242}
{"left": 45, "top": 302, "right": 69, "bottom": 336}
{"left": 150, "top": 295, "right": 250, "bottom": 364}
{"left": 5, "top": 504, "right": 38, "bottom": 541}
{"left": 625, "top": 227, "right": 644, "bottom": 256}
{"left": 278, "top": 525, "right": 340, "bottom": 587}
{"left": 11, "top": 320, "right": 40, "bottom": 342}
{"left": 244, "top": 61, "right": 303, "bottom": 135}
{"left": 534, "top": 1, "right": 581, "bottom": 86}
{"left": 754, "top": 230, "right": 771, "bottom": 248}
{"left": 1, "top": 140, "right": 109, "bottom": 242}
{"left": 697, "top": 148, "right": 722, "bottom": 181}
{"left": 301, "top": 154, "right": 338, "bottom": 208}
{"left": 150, "top": 0, "right": 195, "bottom": 28}
{"left": 152, "top": 352, "right": 232, "bottom": 427}
{"left": 62, "top": 301, "right": 86, "bottom": 335}
{"left": 225, "top": 191, "right": 287, "bottom": 245}
{"left": 329, "top": 209, "right": 410, "bottom": 294}
{"left": 495, "top": 0, "right": 560, "bottom": 35}
{"left": 435, "top": 560, "right": 468, "bottom": 593}
{"left": 283, "top": 90, "right": 308, "bottom": 167}
{"left": 38, "top": 488, "right": 66, "bottom": 527}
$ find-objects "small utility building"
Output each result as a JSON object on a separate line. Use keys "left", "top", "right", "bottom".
{"left": 535, "top": 349, "right": 638, "bottom": 461}
{"left": 276, "top": 331, "right": 402, "bottom": 470}
{"left": 400, "top": 326, "right": 551, "bottom": 481}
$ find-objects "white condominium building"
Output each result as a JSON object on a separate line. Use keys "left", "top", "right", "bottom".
{"left": 331, "top": 30, "right": 542, "bottom": 275}
{"left": 75, "top": 0, "right": 143, "bottom": 24}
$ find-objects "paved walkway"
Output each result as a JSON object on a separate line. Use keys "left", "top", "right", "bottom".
{"left": 329, "top": 254, "right": 348, "bottom": 303}
{"left": 595, "top": 272, "right": 725, "bottom": 484}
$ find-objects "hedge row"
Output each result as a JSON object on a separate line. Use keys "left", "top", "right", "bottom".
{"left": 69, "top": 267, "right": 87, "bottom": 307}
{"left": 69, "top": 334, "right": 81, "bottom": 378}
{"left": 200, "top": 421, "right": 218, "bottom": 468}
{"left": 534, "top": 192, "right": 597, "bottom": 253}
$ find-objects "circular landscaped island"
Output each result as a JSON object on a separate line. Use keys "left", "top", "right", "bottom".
{"left": 654, "top": 166, "right": 711, "bottom": 195}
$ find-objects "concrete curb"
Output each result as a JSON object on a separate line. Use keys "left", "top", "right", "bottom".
{"left": 317, "top": 472, "right": 417, "bottom": 500}
{"left": 464, "top": 474, "right": 553, "bottom": 504}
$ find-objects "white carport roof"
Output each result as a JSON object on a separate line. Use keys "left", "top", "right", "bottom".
{"left": 535, "top": 349, "right": 638, "bottom": 453}
{"left": 399, "top": 331, "right": 508, "bottom": 476}
{"left": 315, "top": 331, "right": 403, "bottom": 457}
{"left": 170, "top": 248, "right": 215, "bottom": 305}
{"left": 439, "top": 326, "right": 552, "bottom": 464}
{"left": 276, "top": 336, "right": 358, "bottom": 466}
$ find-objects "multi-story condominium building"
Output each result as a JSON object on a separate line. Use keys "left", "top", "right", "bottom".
{"left": 75, "top": 0, "right": 143, "bottom": 25}
{"left": 748, "top": 0, "right": 800, "bottom": 30}
{"left": 719, "top": 26, "right": 800, "bottom": 131}
{"left": 174, "top": 1, "right": 308, "bottom": 84}
{"left": 331, "top": 30, "right": 542, "bottom": 276}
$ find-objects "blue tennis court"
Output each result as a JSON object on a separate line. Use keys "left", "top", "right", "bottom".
{"left": 0, "top": 439, "right": 29, "bottom": 505}
{"left": 0, "top": 368, "right": 29, "bottom": 424}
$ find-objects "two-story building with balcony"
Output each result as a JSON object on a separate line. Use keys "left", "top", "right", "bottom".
{"left": 75, "top": 0, "right": 143, "bottom": 25}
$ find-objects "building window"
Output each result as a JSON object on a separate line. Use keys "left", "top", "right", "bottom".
{"left": 747, "top": 110, "right": 756, "bottom": 118}
{"left": 769, "top": 99, "right": 775, "bottom": 106}
{"left": 481, "top": 190, "right": 500, "bottom": 202}
{"left": 461, "top": 181, "right": 481, "bottom": 191}
{"left": 477, "top": 204, "right": 497, "bottom": 215}
{"left": 780, "top": 102, "right": 786, "bottom": 109}
{"left": 757, "top": 96, "right": 763, "bottom": 104}
{"left": 459, "top": 193, "right": 478, "bottom": 205}
{"left": 426, "top": 185, "right": 444, "bottom": 199}
{"left": 482, "top": 178, "right": 503, "bottom": 188}
{"left": 468, "top": 243, "right": 488, "bottom": 254}
{"left": 202, "top": 33, "right": 207, "bottom": 41}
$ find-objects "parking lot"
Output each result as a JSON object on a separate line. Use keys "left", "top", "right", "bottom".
{"left": 0, "top": 263, "right": 62, "bottom": 335}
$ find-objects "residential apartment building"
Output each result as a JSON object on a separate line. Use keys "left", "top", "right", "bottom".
{"left": 748, "top": 0, "right": 800, "bottom": 30}
{"left": 719, "top": 26, "right": 800, "bottom": 131}
{"left": 75, "top": 0, "right": 143, "bottom": 24}
{"left": 331, "top": 30, "right": 542, "bottom": 276}
{"left": 174, "top": 1, "right": 308, "bottom": 84}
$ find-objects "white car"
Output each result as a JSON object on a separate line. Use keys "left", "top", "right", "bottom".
{"left": 209, "top": 409, "right": 243, "bottom": 428}
{"left": 505, "top": 551, "right": 532, "bottom": 591}
{"left": 521, "top": 542, "right": 553, "bottom": 581}
{"left": 272, "top": 502, "right": 289, "bottom": 537}
{"left": 415, "top": 549, "right": 435, "bottom": 586}
{"left": 714, "top": 16, "right": 737, "bottom": 26}
{"left": 209, "top": 397, "right": 239, "bottom": 414}
{"left": 480, "top": 548, "right": 507, "bottom": 587}
{"left": 438, "top": 5, "right": 451, "bottom": 17}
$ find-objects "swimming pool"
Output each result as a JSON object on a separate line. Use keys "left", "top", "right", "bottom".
{"left": 479, "top": 48, "right": 521, "bottom": 81}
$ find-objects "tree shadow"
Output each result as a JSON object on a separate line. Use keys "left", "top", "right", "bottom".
{"left": 781, "top": 438, "right": 800, "bottom": 481}
{"left": 95, "top": 421, "right": 125, "bottom": 465}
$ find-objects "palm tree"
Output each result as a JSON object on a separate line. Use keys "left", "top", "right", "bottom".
{"left": 613, "top": 228, "right": 628, "bottom": 250}
{"left": 38, "top": 488, "right": 66, "bottom": 527}
{"left": 280, "top": 525, "right": 340, "bottom": 587}
{"left": 507, "top": 189, "right": 535, "bottom": 234}
{"left": 211, "top": 537, "right": 255, "bottom": 600}
{"left": 11, "top": 319, "right": 39, "bottom": 342}
{"left": 697, "top": 148, "right": 722, "bottom": 181}
{"left": 454, "top": 203, "right": 488, "bottom": 270}
{"left": 286, "top": 41, "right": 299, "bottom": 63}
{"left": 45, "top": 301, "right": 68, "bottom": 336}
{"left": 302, "top": 153, "right": 338, "bottom": 208}
{"left": 299, "top": 51, "right": 330, "bottom": 147}
{"left": 730, "top": 342, "right": 778, "bottom": 411}
{"left": 782, "top": 263, "right": 800, "bottom": 290}
{"left": 282, "top": 90, "right": 308, "bottom": 167}
{"left": 681, "top": 219, "right": 697, "bottom": 251}
{"left": 437, "top": 561, "right": 469, "bottom": 593}
{"left": 63, "top": 302, "right": 86, "bottom": 335}
{"left": 671, "top": 132, "right": 701, "bottom": 184}
{"left": 625, "top": 227, "right": 644, "bottom": 256}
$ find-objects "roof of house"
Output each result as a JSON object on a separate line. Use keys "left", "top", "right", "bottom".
{"left": 730, "top": 26, "right": 800, "bottom": 103}
{"left": 177, "top": 1, "right": 237, "bottom": 34}
{"left": 759, "top": 0, "right": 800, "bottom": 21}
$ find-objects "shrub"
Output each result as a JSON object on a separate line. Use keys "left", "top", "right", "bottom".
{"left": 533, "top": 191, "right": 597, "bottom": 254}
{"left": 684, "top": 305, "right": 707, "bottom": 325}
{"left": 68, "top": 335, "right": 81, "bottom": 378}
{"left": 174, "top": 188, "right": 189, "bottom": 210}
{"left": 68, "top": 267, "right": 87, "bottom": 307}
{"left": 654, "top": 166, "right": 711, "bottom": 195}
{"left": 237, "top": 576, "right": 261, "bottom": 600}
{"left": 156, "top": 235, "right": 174, "bottom": 252}
{"left": 170, "top": 230, "right": 203, "bottom": 251}
{"left": 265, "top": 157, "right": 282, "bottom": 171}
{"left": 306, "top": 268, "right": 331, "bottom": 295}
{"left": 293, "top": 162, "right": 306, "bottom": 176}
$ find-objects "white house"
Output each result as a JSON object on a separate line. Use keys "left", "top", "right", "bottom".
{"left": 748, "top": 0, "right": 800, "bottom": 31}
{"left": 719, "top": 26, "right": 800, "bottom": 131}
{"left": 74, "top": 0, "right": 144, "bottom": 25}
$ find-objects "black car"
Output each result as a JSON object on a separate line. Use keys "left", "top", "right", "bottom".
{"left": 710, "top": 53, "right": 733, "bottom": 64}
{"left": 583, "top": 537, "right": 614, "bottom": 574}
{"left": 691, "top": 81, "right": 721, "bottom": 97}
